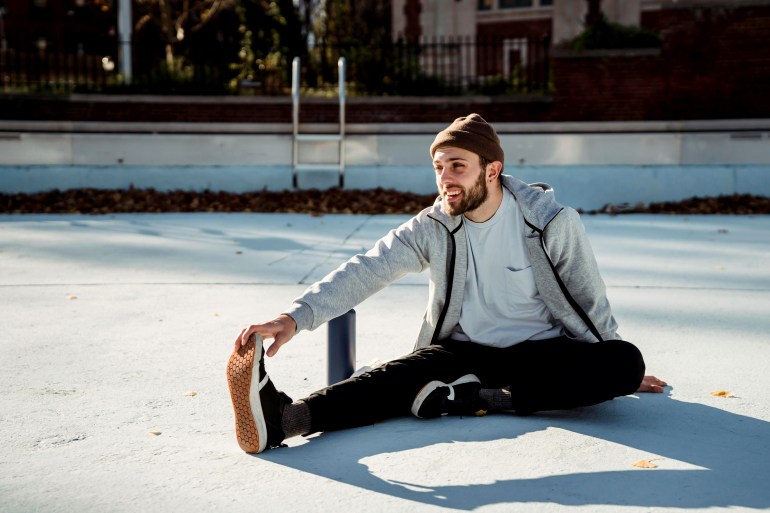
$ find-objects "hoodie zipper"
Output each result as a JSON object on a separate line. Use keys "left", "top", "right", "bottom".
{"left": 525, "top": 213, "right": 605, "bottom": 342}
{"left": 428, "top": 216, "right": 463, "bottom": 345}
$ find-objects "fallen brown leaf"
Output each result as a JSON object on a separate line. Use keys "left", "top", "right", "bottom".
{"left": 632, "top": 458, "right": 664, "bottom": 469}
{"left": 710, "top": 390, "right": 736, "bottom": 398}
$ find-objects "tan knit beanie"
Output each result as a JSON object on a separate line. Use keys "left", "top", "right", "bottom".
{"left": 430, "top": 113, "right": 504, "bottom": 166}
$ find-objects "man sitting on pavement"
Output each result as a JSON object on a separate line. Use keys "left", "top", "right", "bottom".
{"left": 226, "top": 113, "right": 667, "bottom": 454}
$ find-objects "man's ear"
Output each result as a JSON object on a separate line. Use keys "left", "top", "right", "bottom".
{"left": 487, "top": 161, "right": 503, "bottom": 182}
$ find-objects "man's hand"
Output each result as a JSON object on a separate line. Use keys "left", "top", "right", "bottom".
{"left": 234, "top": 314, "right": 297, "bottom": 357}
{"left": 636, "top": 375, "right": 668, "bottom": 393}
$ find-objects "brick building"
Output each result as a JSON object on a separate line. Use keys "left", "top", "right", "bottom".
{"left": 392, "top": 0, "right": 651, "bottom": 45}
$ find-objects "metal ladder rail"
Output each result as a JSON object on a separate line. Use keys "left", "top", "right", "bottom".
{"left": 292, "top": 56, "right": 346, "bottom": 188}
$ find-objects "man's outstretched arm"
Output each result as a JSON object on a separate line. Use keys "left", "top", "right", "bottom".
{"left": 234, "top": 314, "right": 297, "bottom": 357}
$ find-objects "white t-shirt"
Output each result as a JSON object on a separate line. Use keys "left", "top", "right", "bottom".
{"left": 451, "top": 188, "right": 563, "bottom": 347}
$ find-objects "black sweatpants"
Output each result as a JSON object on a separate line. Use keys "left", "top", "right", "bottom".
{"left": 304, "top": 337, "right": 645, "bottom": 434}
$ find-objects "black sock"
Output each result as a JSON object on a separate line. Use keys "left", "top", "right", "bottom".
{"left": 479, "top": 387, "right": 513, "bottom": 411}
{"left": 281, "top": 399, "right": 312, "bottom": 439}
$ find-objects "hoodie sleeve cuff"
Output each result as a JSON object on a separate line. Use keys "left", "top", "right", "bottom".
{"left": 283, "top": 302, "right": 314, "bottom": 333}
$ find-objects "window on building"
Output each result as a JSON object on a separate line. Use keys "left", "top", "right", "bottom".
{"left": 500, "top": 0, "right": 534, "bottom": 7}
{"left": 478, "top": 0, "right": 493, "bottom": 10}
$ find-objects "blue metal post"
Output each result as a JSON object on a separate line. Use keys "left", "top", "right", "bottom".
{"left": 328, "top": 310, "right": 356, "bottom": 386}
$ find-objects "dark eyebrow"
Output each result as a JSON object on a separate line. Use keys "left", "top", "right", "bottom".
{"left": 433, "top": 157, "right": 469, "bottom": 165}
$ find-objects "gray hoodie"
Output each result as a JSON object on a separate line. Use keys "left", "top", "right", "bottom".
{"left": 286, "top": 175, "right": 619, "bottom": 349}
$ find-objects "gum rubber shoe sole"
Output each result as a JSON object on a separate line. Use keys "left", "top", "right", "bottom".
{"left": 226, "top": 334, "right": 267, "bottom": 453}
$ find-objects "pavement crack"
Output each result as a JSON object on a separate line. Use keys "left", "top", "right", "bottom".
{"left": 297, "top": 215, "right": 374, "bottom": 285}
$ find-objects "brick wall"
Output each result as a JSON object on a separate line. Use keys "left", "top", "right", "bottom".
{"left": 550, "top": 49, "right": 666, "bottom": 122}
{"left": 639, "top": 3, "right": 770, "bottom": 120}
{"left": 549, "top": 3, "right": 770, "bottom": 122}
{"left": 0, "top": 96, "right": 293, "bottom": 123}
{"left": 0, "top": 94, "right": 553, "bottom": 125}
{"left": 477, "top": 18, "right": 551, "bottom": 40}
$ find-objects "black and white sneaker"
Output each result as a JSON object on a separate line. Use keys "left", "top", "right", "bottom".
{"left": 411, "top": 374, "right": 488, "bottom": 419}
{"left": 226, "top": 334, "right": 292, "bottom": 453}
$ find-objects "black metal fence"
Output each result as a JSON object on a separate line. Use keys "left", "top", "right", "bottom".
{"left": 321, "top": 35, "right": 553, "bottom": 96}
{"left": 0, "top": 35, "right": 118, "bottom": 92}
{"left": 0, "top": 34, "right": 551, "bottom": 95}
{"left": 0, "top": 33, "right": 233, "bottom": 94}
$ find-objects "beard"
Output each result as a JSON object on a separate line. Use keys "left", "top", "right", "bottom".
{"left": 442, "top": 169, "right": 489, "bottom": 217}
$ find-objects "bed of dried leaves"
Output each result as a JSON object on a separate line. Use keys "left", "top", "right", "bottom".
{"left": 1, "top": 188, "right": 769, "bottom": 216}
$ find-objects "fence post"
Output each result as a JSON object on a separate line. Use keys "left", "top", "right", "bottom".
{"left": 118, "top": 0, "right": 132, "bottom": 83}
{"left": 327, "top": 310, "right": 355, "bottom": 386}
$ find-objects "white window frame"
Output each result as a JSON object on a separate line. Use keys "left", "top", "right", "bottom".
{"left": 502, "top": 37, "right": 528, "bottom": 75}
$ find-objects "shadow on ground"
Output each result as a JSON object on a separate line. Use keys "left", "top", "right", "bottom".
{"left": 260, "top": 391, "right": 770, "bottom": 510}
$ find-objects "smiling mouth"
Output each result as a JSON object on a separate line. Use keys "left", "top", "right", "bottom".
{"left": 445, "top": 189, "right": 462, "bottom": 202}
